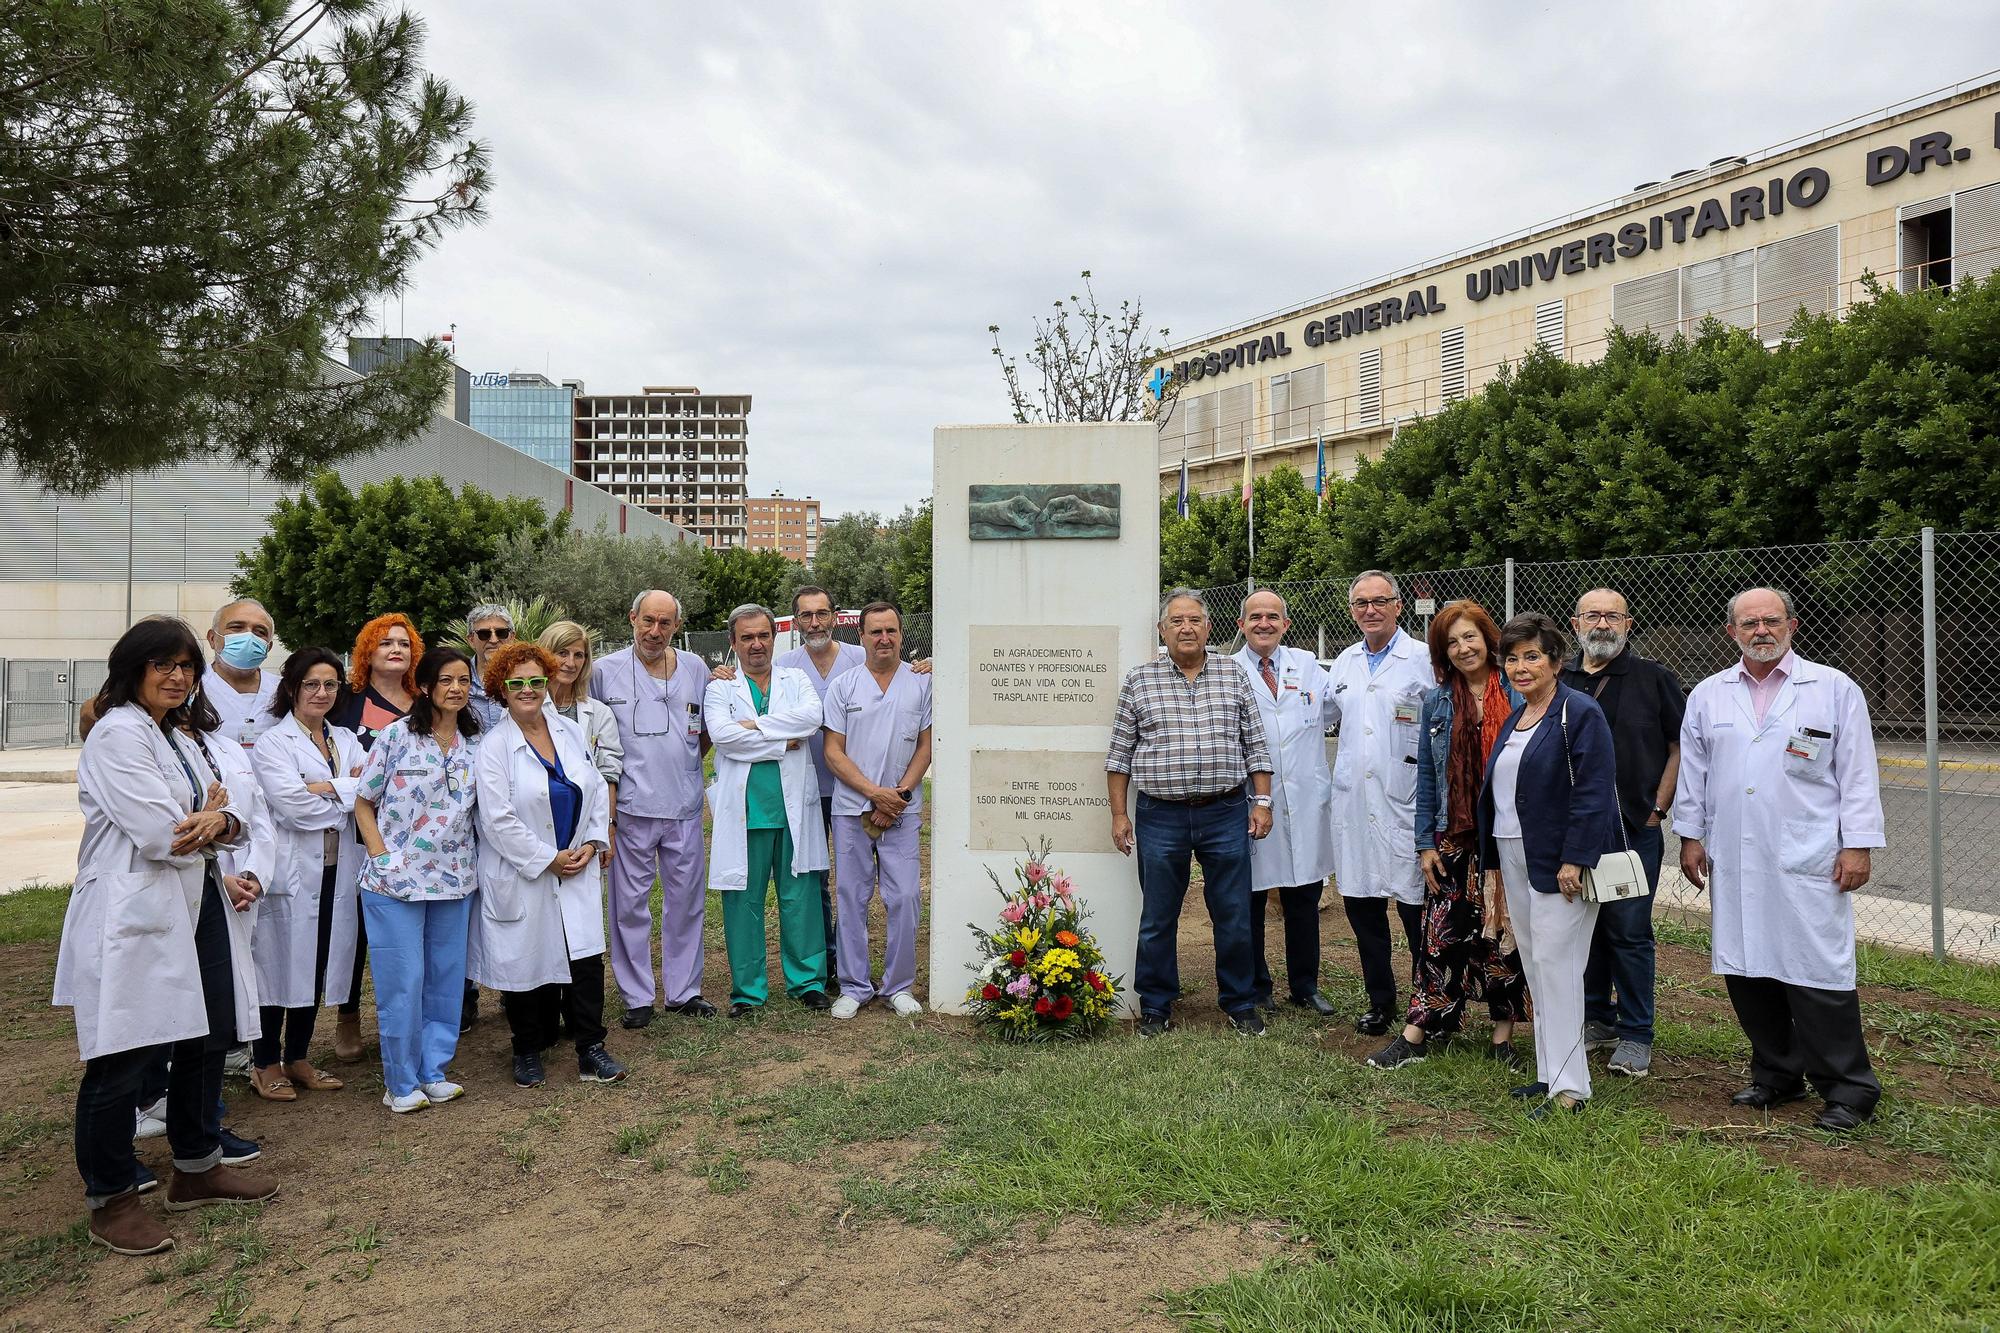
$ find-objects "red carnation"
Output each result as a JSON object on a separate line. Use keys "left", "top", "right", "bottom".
{"left": 981, "top": 983, "right": 1002, "bottom": 1001}
{"left": 1086, "top": 971, "right": 1106, "bottom": 992}
{"left": 1053, "top": 995, "right": 1075, "bottom": 1020}
{"left": 1033, "top": 997, "right": 1054, "bottom": 1017}
{"left": 1009, "top": 950, "right": 1027, "bottom": 968}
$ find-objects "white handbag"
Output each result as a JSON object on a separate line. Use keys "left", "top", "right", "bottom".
{"left": 1558, "top": 699, "right": 1651, "bottom": 903}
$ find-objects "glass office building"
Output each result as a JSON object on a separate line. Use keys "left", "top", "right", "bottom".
{"left": 467, "top": 372, "right": 578, "bottom": 469}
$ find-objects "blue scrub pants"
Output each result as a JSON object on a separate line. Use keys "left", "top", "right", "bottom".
{"left": 362, "top": 892, "right": 472, "bottom": 1097}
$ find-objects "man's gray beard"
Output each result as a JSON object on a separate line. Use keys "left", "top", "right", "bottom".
{"left": 1742, "top": 640, "right": 1786, "bottom": 663}
{"left": 803, "top": 630, "right": 833, "bottom": 649}
{"left": 1583, "top": 629, "right": 1627, "bottom": 663}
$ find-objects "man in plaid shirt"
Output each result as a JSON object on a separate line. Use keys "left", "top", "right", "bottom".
{"left": 1107, "top": 589, "right": 1275, "bottom": 1038}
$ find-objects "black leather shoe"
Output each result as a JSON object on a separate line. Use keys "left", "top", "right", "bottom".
{"left": 798, "top": 990, "right": 833, "bottom": 1012}
{"left": 1509, "top": 1081, "right": 1548, "bottom": 1099}
{"left": 619, "top": 1005, "right": 655, "bottom": 1030}
{"left": 512, "top": 1053, "right": 546, "bottom": 1088}
{"left": 460, "top": 991, "right": 479, "bottom": 1034}
{"left": 1730, "top": 1083, "right": 1809, "bottom": 1109}
{"left": 729, "top": 1002, "right": 757, "bottom": 1019}
{"left": 1354, "top": 1009, "right": 1391, "bottom": 1036}
{"left": 669, "top": 997, "right": 718, "bottom": 1019}
{"left": 1814, "top": 1102, "right": 1874, "bottom": 1133}
{"left": 1136, "top": 1013, "right": 1173, "bottom": 1039}
{"left": 1291, "top": 993, "right": 1338, "bottom": 1017}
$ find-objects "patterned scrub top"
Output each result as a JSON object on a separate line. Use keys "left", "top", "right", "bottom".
{"left": 355, "top": 717, "right": 480, "bottom": 902}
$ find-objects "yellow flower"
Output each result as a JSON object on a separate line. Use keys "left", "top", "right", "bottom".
{"left": 1035, "top": 947, "right": 1082, "bottom": 984}
{"left": 1015, "top": 927, "right": 1041, "bottom": 952}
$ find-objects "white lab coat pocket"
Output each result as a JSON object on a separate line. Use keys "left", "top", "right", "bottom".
{"left": 1390, "top": 752, "right": 1420, "bottom": 805}
{"left": 1779, "top": 816, "right": 1838, "bottom": 879}
{"left": 481, "top": 877, "right": 526, "bottom": 923}
{"left": 101, "top": 871, "right": 176, "bottom": 940}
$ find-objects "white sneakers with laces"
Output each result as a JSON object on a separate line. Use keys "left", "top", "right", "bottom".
{"left": 382, "top": 1090, "right": 428, "bottom": 1114}
{"left": 421, "top": 1081, "right": 465, "bottom": 1104}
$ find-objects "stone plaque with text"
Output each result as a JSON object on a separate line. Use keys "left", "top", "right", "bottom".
{"left": 969, "top": 749, "right": 1115, "bottom": 854}
{"left": 968, "top": 624, "right": 1118, "bottom": 726}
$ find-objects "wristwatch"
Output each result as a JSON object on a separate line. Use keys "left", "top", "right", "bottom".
{"left": 1651, "top": 805, "right": 1668, "bottom": 819}
{"left": 1250, "top": 795, "right": 1273, "bottom": 808}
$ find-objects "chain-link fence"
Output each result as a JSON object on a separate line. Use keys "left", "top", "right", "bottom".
{"left": 1191, "top": 529, "right": 2000, "bottom": 965}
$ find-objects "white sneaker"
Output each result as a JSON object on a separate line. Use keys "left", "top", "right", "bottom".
{"left": 889, "top": 992, "right": 924, "bottom": 1017}
{"left": 223, "top": 1046, "right": 251, "bottom": 1076}
{"left": 421, "top": 1081, "right": 464, "bottom": 1105}
{"left": 829, "top": 995, "right": 862, "bottom": 1020}
{"left": 382, "top": 1090, "right": 429, "bottom": 1115}
{"left": 134, "top": 1108, "right": 166, "bottom": 1141}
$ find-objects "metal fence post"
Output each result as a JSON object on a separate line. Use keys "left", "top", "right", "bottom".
{"left": 1922, "top": 526, "right": 1944, "bottom": 962}
{"left": 1504, "top": 558, "right": 1515, "bottom": 620}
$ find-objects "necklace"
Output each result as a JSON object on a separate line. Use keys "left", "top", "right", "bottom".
{"left": 1517, "top": 694, "right": 1554, "bottom": 730}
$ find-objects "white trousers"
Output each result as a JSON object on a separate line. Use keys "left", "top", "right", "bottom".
{"left": 1497, "top": 837, "right": 1600, "bottom": 1101}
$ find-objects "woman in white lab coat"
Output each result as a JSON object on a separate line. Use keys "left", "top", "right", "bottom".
{"left": 467, "top": 641, "right": 621, "bottom": 1091}
{"left": 55, "top": 618, "right": 279, "bottom": 1257}
{"left": 248, "top": 648, "right": 365, "bottom": 1102}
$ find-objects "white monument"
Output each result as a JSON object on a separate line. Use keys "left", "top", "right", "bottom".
{"left": 928, "top": 422, "right": 1158, "bottom": 1015}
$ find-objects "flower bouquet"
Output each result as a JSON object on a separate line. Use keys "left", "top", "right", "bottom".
{"left": 964, "top": 839, "right": 1121, "bottom": 1041}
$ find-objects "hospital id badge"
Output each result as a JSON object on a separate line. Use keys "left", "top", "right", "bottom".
{"left": 1394, "top": 699, "right": 1420, "bottom": 725}
{"left": 1785, "top": 732, "right": 1822, "bottom": 761}
{"left": 1281, "top": 668, "right": 1300, "bottom": 692}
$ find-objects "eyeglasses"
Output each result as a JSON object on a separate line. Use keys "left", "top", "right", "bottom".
{"left": 795, "top": 609, "right": 834, "bottom": 622}
{"left": 1734, "top": 616, "right": 1788, "bottom": 631}
{"left": 147, "top": 659, "right": 198, "bottom": 678}
{"left": 473, "top": 627, "right": 513, "bottom": 642}
{"left": 503, "top": 676, "right": 549, "bottom": 691}
{"left": 298, "top": 680, "right": 341, "bottom": 695}
{"left": 1577, "top": 611, "right": 1630, "bottom": 625}
{"left": 1349, "top": 597, "right": 1400, "bottom": 611}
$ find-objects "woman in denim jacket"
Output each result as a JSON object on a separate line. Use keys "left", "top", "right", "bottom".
{"left": 1366, "top": 600, "right": 1529, "bottom": 1069}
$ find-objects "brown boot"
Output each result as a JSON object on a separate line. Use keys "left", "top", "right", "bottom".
{"left": 164, "top": 1164, "right": 280, "bottom": 1213}
{"left": 333, "top": 1012, "right": 362, "bottom": 1061}
{"left": 87, "top": 1192, "right": 173, "bottom": 1255}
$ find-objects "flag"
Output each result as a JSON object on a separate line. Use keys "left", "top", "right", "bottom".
{"left": 1314, "top": 437, "right": 1326, "bottom": 509}
{"left": 1240, "top": 450, "right": 1253, "bottom": 509}
{"left": 1176, "top": 456, "right": 1189, "bottom": 519}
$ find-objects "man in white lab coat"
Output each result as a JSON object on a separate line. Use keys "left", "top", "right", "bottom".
{"left": 705, "top": 604, "right": 833, "bottom": 1018}
{"left": 1673, "top": 588, "right": 1885, "bottom": 1133}
{"left": 1232, "top": 590, "right": 1337, "bottom": 1016}
{"left": 1325, "top": 571, "right": 1433, "bottom": 1035}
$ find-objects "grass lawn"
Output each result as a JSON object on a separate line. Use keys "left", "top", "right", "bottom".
{"left": 1, "top": 881, "right": 1996, "bottom": 1330}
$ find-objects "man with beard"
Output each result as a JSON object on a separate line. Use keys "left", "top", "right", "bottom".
{"left": 1672, "top": 588, "right": 1884, "bottom": 1133}
{"left": 591, "top": 590, "right": 717, "bottom": 1027}
{"left": 1560, "top": 588, "right": 1684, "bottom": 1079}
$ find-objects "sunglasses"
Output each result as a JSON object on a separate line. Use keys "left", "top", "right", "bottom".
{"left": 503, "top": 676, "right": 549, "bottom": 691}
{"left": 473, "top": 627, "right": 514, "bottom": 642}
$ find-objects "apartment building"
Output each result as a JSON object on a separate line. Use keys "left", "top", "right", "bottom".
{"left": 572, "top": 386, "right": 750, "bottom": 547}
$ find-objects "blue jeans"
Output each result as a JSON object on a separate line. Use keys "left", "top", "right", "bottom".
{"left": 1133, "top": 789, "right": 1257, "bottom": 1019}
{"left": 1583, "top": 822, "right": 1663, "bottom": 1043}
{"left": 362, "top": 892, "right": 472, "bottom": 1096}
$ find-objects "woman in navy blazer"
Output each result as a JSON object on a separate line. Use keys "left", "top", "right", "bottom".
{"left": 1477, "top": 613, "right": 1622, "bottom": 1116}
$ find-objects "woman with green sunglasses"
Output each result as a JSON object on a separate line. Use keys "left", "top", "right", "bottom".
{"left": 467, "top": 641, "right": 623, "bottom": 1090}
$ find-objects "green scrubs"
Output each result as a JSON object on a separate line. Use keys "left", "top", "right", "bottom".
{"left": 722, "top": 676, "right": 828, "bottom": 1007}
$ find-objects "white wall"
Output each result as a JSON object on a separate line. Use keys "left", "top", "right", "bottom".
{"left": 929, "top": 423, "right": 1158, "bottom": 1016}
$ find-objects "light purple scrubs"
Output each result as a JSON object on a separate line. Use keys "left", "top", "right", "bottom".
{"left": 775, "top": 640, "right": 867, "bottom": 801}
{"left": 590, "top": 645, "right": 711, "bottom": 1008}
{"left": 823, "top": 663, "right": 932, "bottom": 1002}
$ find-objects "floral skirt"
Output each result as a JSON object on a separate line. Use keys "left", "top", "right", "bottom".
{"left": 1406, "top": 836, "right": 1529, "bottom": 1036}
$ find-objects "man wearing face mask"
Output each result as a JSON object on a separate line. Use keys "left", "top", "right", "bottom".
{"left": 1673, "top": 588, "right": 1885, "bottom": 1134}
{"left": 1560, "top": 588, "right": 1684, "bottom": 1081}
{"left": 203, "top": 600, "right": 280, "bottom": 751}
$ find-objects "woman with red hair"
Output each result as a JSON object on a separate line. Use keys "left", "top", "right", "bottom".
{"left": 1366, "top": 599, "right": 1529, "bottom": 1069}
{"left": 326, "top": 613, "right": 422, "bottom": 1060}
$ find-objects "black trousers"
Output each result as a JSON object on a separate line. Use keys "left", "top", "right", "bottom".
{"left": 76, "top": 871, "right": 233, "bottom": 1204}
{"left": 339, "top": 890, "right": 367, "bottom": 1017}
{"left": 1724, "top": 974, "right": 1881, "bottom": 1112}
{"left": 1343, "top": 895, "right": 1424, "bottom": 1015}
{"left": 502, "top": 953, "right": 607, "bottom": 1056}
{"left": 1250, "top": 883, "right": 1324, "bottom": 1005}
{"left": 253, "top": 864, "right": 337, "bottom": 1067}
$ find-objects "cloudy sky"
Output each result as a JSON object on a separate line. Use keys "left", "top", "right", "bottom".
{"left": 391, "top": 2, "right": 2000, "bottom": 519}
